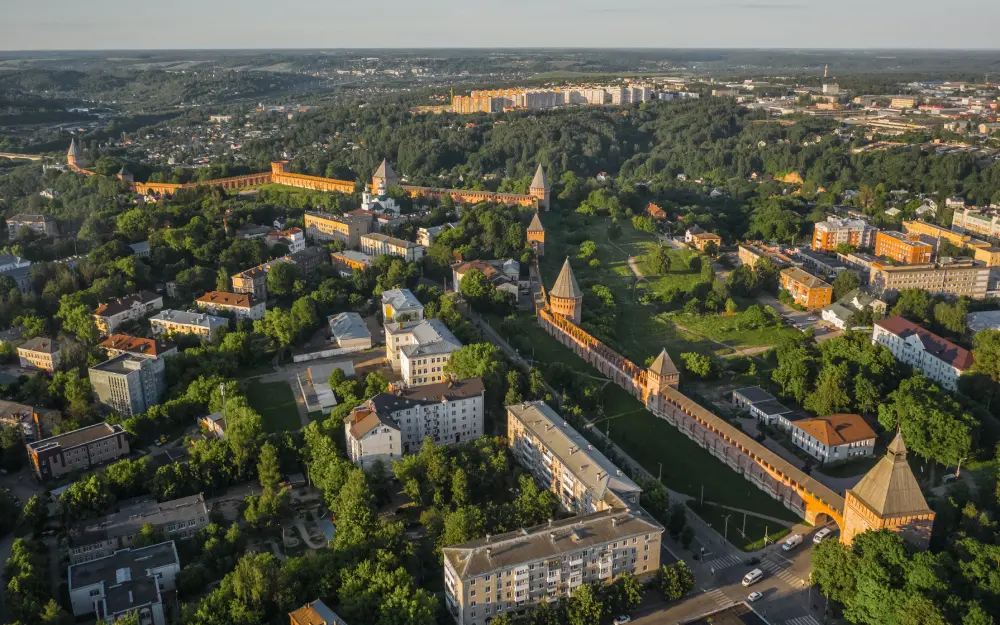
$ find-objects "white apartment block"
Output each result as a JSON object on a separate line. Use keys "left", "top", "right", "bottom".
{"left": 344, "top": 377, "right": 485, "bottom": 470}
{"left": 507, "top": 401, "right": 641, "bottom": 515}
{"left": 195, "top": 291, "right": 266, "bottom": 321}
{"left": 68, "top": 541, "right": 180, "bottom": 625}
{"left": 149, "top": 310, "right": 230, "bottom": 342}
{"left": 443, "top": 510, "right": 662, "bottom": 625}
{"left": 385, "top": 318, "right": 463, "bottom": 386}
{"left": 952, "top": 208, "right": 1000, "bottom": 239}
{"left": 93, "top": 291, "right": 164, "bottom": 336}
{"left": 873, "top": 316, "right": 973, "bottom": 391}
{"left": 788, "top": 414, "right": 877, "bottom": 465}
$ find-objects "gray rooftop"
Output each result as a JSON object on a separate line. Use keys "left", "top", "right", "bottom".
{"left": 328, "top": 312, "right": 371, "bottom": 343}
{"left": 966, "top": 310, "right": 1000, "bottom": 333}
{"left": 90, "top": 353, "right": 146, "bottom": 376}
{"left": 28, "top": 422, "right": 122, "bottom": 453}
{"left": 362, "top": 232, "right": 422, "bottom": 249}
{"left": 750, "top": 399, "right": 794, "bottom": 417}
{"left": 733, "top": 387, "right": 776, "bottom": 405}
{"left": 390, "top": 318, "right": 462, "bottom": 358}
{"left": 443, "top": 508, "right": 660, "bottom": 579}
{"left": 68, "top": 541, "right": 179, "bottom": 617}
{"left": 70, "top": 494, "right": 208, "bottom": 547}
{"left": 508, "top": 401, "right": 641, "bottom": 507}
{"left": 150, "top": 309, "right": 228, "bottom": 329}
{"left": 369, "top": 378, "right": 485, "bottom": 415}
{"left": 381, "top": 288, "right": 423, "bottom": 315}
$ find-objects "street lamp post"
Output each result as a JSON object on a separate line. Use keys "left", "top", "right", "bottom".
{"left": 956, "top": 456, "right": 967, "bottom": 478}
{"left": 658, "top": 462, "right": 663, "bottom": 483}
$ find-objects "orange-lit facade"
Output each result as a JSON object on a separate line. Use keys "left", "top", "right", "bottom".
{"left": 874, "top": 231, "right": 933, "bottom": 264}
{"left": 780, "top": 267, "right": 833, "bottom": 311}
{"left": 812, "top": 218, "right": 877, "bottom": 251}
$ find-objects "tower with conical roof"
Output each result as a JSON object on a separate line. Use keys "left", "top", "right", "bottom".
{"left": 646, "top": 348, "right": 680, "bottom": 396}
{"left": 529, "top": 164, "right": 550, "bottom": 211}
{"left": 116, "top": 166, "right": 134, "bottom": 183}
{"left": 372, "top": 159, "right": 399, "bottom": 191}
{"left": 549, "top": 257, "right": 582, "bottom": 324}
{"left": 527, "top": 212, "right": 545, "bottom": 256}
{"left": 841, "top": 432, "right": 936, "bottom": 547}
{"left": 67, "top": 138, "right": 84, "bottom": 168}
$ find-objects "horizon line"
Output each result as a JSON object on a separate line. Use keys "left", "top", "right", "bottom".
{"left": 3, "top": 46, "right": 1000, "bottom": 53}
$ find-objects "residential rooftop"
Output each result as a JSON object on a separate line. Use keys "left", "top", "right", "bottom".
{"left": 328, "top": 312, "right": 372, "bottom": 342}
{"left": 793, "top": 413, "right": 877, "bottom": 447}
{"left": 875, "top": 315, "right": 974, "bottom": 370}
{"left": 18, "top": 337, "right": 59, "bottom": 353}
{"left": 150, "top": 309, "right": 228, "bottom": 328}
{"left": 69, "top": 494, "right": 207, "bottom": 547}
{"left": 196, "top": 291, "right": 258, "bottom": 308}
{"left": 781, "top": 266, "right": 832, "bottom": 289}
{"left": 94, "top": 291, "right": 162, "bottom": 317}
{"left": 362, "top": 232, "right": 422, "bottom": 249}
{"left": 98, "top": 334, "right": 173, "bottom": 358}
{"left": 67, "top": 541, "right": 179, "bottom": 618}
{"left": 27, "top": 422, "right": 123, "bottom": 453}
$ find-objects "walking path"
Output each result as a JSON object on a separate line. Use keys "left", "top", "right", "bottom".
{"left": 672, "top": 319, "right": 775, "bottom": 361}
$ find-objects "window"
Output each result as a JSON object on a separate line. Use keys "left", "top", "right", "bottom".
{"left": 89, "top": 589, "right": 100, "bottom": 597}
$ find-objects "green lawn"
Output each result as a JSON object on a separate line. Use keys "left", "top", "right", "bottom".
{"left": 687, "top": 502, "right": 793, "bottom": 552}
{"left": 243, "top": 381, "right": 302, "bottom": 433}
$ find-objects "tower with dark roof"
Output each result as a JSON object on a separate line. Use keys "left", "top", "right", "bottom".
{"left": 527, "top": 212, "right": 545, "bottom": 256}
{"left": 841, "top": 432, "right": 935, "bottom": 547}
{"left": 549, "top": 257, "right": 582, "bottom": 324}
{"left": 529, "top": 164, "right": 550, "bottom": 211}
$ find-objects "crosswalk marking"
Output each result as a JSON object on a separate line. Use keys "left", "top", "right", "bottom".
{"left": 705, "top": 588, "right": 730, "bottom": 607}
{"left": 785, "top": 616, "right": 820, "bottom": 625}
{"left": 704, "top": 554, "right": 742, "bottom": 571}
{"left": 775, "top": 568, "right": 805, "bottom": 586}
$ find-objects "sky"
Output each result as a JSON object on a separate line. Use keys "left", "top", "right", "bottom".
{"left": 2, "top": 0, "right": 1000, "bottom": 50}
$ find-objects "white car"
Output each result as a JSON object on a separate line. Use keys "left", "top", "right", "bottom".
{"left": 614, "top": 617, "right": 632, "bottom": 625}
{"left": 747, "top": 591, "right": 763, "bottom": 602}
{"left": 813, "top": 528, "right": 833, "bottom": 544}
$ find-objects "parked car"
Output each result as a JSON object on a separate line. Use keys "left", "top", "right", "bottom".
{"left": 614, "top": 616, "right": 632, "bottom": 625}
{"left": 748, "top": 591, "right": 763, "bottom": 602}
{"left": 813, "top": 528, "right": 833, "bottom": 544}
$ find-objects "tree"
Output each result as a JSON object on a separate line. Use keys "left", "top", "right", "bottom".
{"left": 680, "top": 352, "right": 717, "bottom": 379}
{"left": 266, "top": 262, "right": 296, "bottom": 298}
{"left": 608, "top": 220, "right": 622, "bottom": 240}
{"left": 116, "top": 208, "right": 150, "bottom": 239}
{"left": 973, "top": 329, "right": 1000, "bottom": 383}
{"left": 632, "top": 215, "right": 655, "bottom": 233}
{"left": 804, "top": 362, "right": 852, "bottom": 416}
{"left": 215, "top": 266, "right": 231, "bottom": 292}
{"left": 22, "top": 495, "right": 47, "bottom": 534}
{"left": 56, "top": 295, "right": 98, "bottom": 344}
{"left": 606, "top": 572, "right": 642, "bottom": 614}
{"left": 445, "top": 343, "right": 507, "bottom": 390}
{"left": 566, "top": 583, "right": 606, "bottom": 625}
{"left": 657, "top": 561, "right": 695, "bottom": 601}
{"left": 832, "top": 270, "right": 860, "bottom": 301}
{"left": 892, "top": 288, "right": 933, "bottom": 323}
{"left": 579, "top": 240, "right": 598, "bottom": 259}
{"left": 132, "top": 523, "right": 165, "bottom": 548}
{"left": 878, "top": 375, "right": 975, "bottom": 467}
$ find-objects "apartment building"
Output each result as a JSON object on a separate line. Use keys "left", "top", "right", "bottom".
{"left": 69, "top": 494, "right": 209, "bottom": 564}
{"left": 443, "top": 509, "right": 662, "bottom": 625}
{"left": 149, "top": 310, "right": 229, "bottom": 342}
{"left": 231, "top": 248, "right": 327, "bottom": 300}
{"left": 869, "top": 258, "right": 990, "bottom": 299}
{"left": 93, "top": 291, "right": 164, "bottom": 336}
{"left": 290, "top": 599, "right": 347, "bottom": 625}
{"left": 89, "top": 354, "right": 164, "bottom": 416}
{"left": 304, "top": 211, "right": 372, "bottom": 247}
{"left": 902, "top": 220, "right": 990, "bottom": 251}
{"left": 381, "top": 288, "right": 424, "bottom": 322}
{"left": 874, "top": 231, "right": 933, "bottom": 264}
{"left": 27, "top": 422, "right": 129, "bottom": 482}
{"left": 737, "top": 244, "right": 791, "bottom": 269}
{"left": 385, "top": 318, "right": 463, "bottom": 386}
{"left": 6, "top": 214, "right": 58, "bottom": 236}
{"left": 265, "top": 227, "right": 305, "bottom": 253}
{"left": 0, "top": 400, "right": 58, "bottom": 443}
{"left": 873, "top": 316, "right": 973, "bottom": 391}
{"left": 331, "top": 250, "right": 373, "bottom": 275}
{"left": 789, "top": 413, "right": 876, "bottom": 465}
{"left": 359, "top": 232, "right": 426, "bottom": 261}
{"left": 779, "top": 267, "right": 833, "bottom": 311}
{"left": 952, "top": 208, "right": 1000, "bottom": 239}
{"left": 689, "top": 231, "right": 722, "bottom": 252}
{"left": 507, "top": 401, "right": 642, "bottom": 514}
{"left": 68, "top": 541, "right": 180, "bottom": 625}
{"left": 812, "top": 217, "right": 878, "bottom": 251}
{"left": 195, "top": 291, "right": 265, "bottom": 321}
{"left": 17, "top": 337, "right": 61, "bottom": 372}
{"left": 345, "top": 378, "right": 485, "bottom": 469}
{"left": 418, "top": 223, "right": 458, "bottom": 246}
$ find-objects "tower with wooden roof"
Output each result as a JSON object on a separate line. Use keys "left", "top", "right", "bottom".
{"left": 529, "top": 163, "right": 550, "bottom": 211}
{"left": 646, "top": 348, "right": 680, "bottom": 396}
{"left": 549, "top": 257, "right": 583, "bottom": 324}
{"left": 527, "top": 212, "right": 545, "bottom": 256}
{"left": 372, "top": 159, "right": 399, "bottom": 192}
{"left": 841, "top": 432, "right": 936, "bottom": 548}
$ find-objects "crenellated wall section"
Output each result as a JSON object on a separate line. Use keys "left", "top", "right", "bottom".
{"left": 535, "top": 292, "right": 846, "bottom": 531}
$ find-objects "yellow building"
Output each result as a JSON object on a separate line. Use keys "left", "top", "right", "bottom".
{"left": 874, "top": 231, "right": 933, "bottom": 264}
{"left": 690, "top": 231, "right": 722, "bottom": 252}
{"left": 303, "top": 211, "right": 372, "bottom": 247}
{"left": 17, "top": 337, "right": 61, "bottom": 372}
{"left": 902, "top": 220, "right": 990, "bottom": 250}
{"left": 780, "top": 267, "right": 833, "bottom": 311}
{"left": 149, "top": 310, "right": 230, "bottom": 342}
{"left": 974, "top": 246, "right": 1000, "bottom": 267}
{"left": 331, "top": 250, "right": 373, "bottom": 272}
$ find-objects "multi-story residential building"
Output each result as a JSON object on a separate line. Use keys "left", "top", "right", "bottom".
{"left": 779, "top": 267, "right": 833, "bottom": 311}
{"left": 265, "top": 227, "right": 305, "bottom": 253}
{"left": 290, "top": 599, "right": 347, "bottom": 625}
{"left": 93, "top": 291, "right": 164, "bottom": 336}
{"left": 98, "top": 333, "right": 174, "bottom": 388}
{"left": 902, "top": 220, "right": 990, "bottom": 251}
{"left": 345, "top": 378, "right": 485, "bottom": 469}
{"left": 868, "top": 258, "right": 990, "bottom": 299}
{"left": 789, "top": 413, "right": 877, "bottom": 465}
{"left": 381, "top": 288, "right": 424, "bottom": 322}
{"left": 331, "top": 250, "right": 373, "bottom": 275}
{"left": 417, "top": 223, "right": 459, "bottom": 247}
{"left": 952, "top": 208, "right": 1000, "bottom": 239}
{"left": 6, "top": 214, "right": 58, "bottom": 236}
{"left": 974, "top": 246, "right": 1000, "bottom": 267}
{"left": 0, "top": 400, "right": 59, "bottom": 443}
{"left": 69, "top": 494, "right": 209, "bottom": 564}
{"left": 303, "top": 211, "right": 372, "bottom": 247}
{"left": 812, "top": 217, "right": 877, "bottom": 251}
{"left": 507, "top": 401, "right": 642, "bottom": 514}
{"left": 68, "top": 541, "right": 180, "bottom": 625}
{"left": 385, "top": 318, "right": 463, "bottom": 386}
{"left": 873, "top": 316, "right": 973, "bottom": 391}
{"left": 359, "top": 232, "right": 426, "bottom": 261}
{"left": 231, "top": 248, "right": 327, "bottom": 300}
{"left": 27, "top": 422, "right": 129, "bottom": 482}
{"left": 149, "top": 310, "right": 229, "bottom": 342}
{"left": 443, "top": 509, "right": 662, "bottom": 625}
{"left": 874, "top": 231, "right": 933, "bottom": 264}
{"left": 89, "top": 353, "right": 164, "bottom": 416}
{"left": 452, "top": 259, "right": 521, "bottom": 297}
{"left": 17, "top": 337, "right": 61, "bottom": 372}
{"left": 737, "top": 243, "right": 792, "bottom": 269}
{"left": 195, "top": 291, "right": 265, "bottom": 321}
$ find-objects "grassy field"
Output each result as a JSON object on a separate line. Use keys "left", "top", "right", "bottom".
{"left": 687, "top": 502, "right": 793, "bottom": 552}
{"left": 244, "top": 381, "right": 302, "bottom": 433}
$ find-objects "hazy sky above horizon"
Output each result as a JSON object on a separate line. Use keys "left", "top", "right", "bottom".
{"left": 3, "top": 0, "right": 1000, "bottom": 50}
